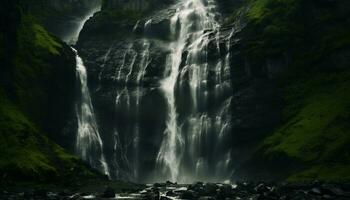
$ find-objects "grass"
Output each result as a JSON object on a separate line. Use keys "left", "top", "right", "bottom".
{"left": 247, "top": 0, "right": 300, "bottom": 21}
{"left": 32, "top": 24, "right": 62, "bottom": 55}
{"left": 260, "top": 70, "right": 350, "bottom": 181}
{"left": 0, "top": 89, "right": 99, "bottom": 181}
{"left": 233, "top": 0, "right": 350, "bottom": 182}
{"left": 246, "top": 0, "right": 271, "bottom": 20}
{"left": 10, "top": 14, "right": 66, "bottom": 124}
{"left": 0, "top": 90, "right": 56, "bottom": 178}
{"left": 17, "top": 15, "right": 62, "bottom": 57}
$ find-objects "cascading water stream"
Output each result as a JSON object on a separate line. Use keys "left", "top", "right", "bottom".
{"left": 71, "top": 0, "right": 236, "bottom": 182}
{"left": 69, "top": 2, "right": 111, "bottom": 177}
{"left": 156, "top": 0, "right": 222, "bottom": 182}
{"left": 74, "top": 48, "right": 110, "bottom": 176}
{"left": 155, "top": 0, "right": 235, "bottom": 182}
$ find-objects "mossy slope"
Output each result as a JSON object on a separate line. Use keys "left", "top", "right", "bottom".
{"left": 0, "top": 2, "right": 99, "bottom": 183}
{"left": 0, "top": 90, "right": 94, "bottom": 182}
{"left": 233, "top": 0, "right": 350, "bottom": 181}
{"left": 263, "top": 71, "right": 350, "bottom": 181}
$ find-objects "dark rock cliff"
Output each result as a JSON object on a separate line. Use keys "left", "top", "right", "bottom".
{"left": 20, "top": 0, "right": 101, "bottom": 44}
{"left": 76, "top": 0, "right": 282, "bottom": 181}
{"left": 77, "top": 0, "right": 350, "bottom": 182}
{"left": 102, "top": 0, "right": 174, "bottom": 11}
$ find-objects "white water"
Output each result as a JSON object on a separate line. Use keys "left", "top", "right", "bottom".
{"left": 64, "top": 0, "right": 112, "bottom": 177}
{"left": 156, "top": 0, "right": 222, "bottom": 182}
{"left": 70, "top": 0, "right": 235, "bottom": 182}
{"left": 155, "top": 0, "right": 236, "bottom": 182}
{"left": 111, "top": 35, "right": 151, "bottom": 180}
{"left": 74, "top": 48, "right": 110, "bottom": 176}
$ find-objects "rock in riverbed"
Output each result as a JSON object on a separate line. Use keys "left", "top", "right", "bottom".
{"left": 1, "top": 181, "right": 350, "bottom": 199}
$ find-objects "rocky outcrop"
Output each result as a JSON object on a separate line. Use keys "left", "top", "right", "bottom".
{"left": 102, "top": 0, "right": 173, "bottom": 12}
{"left": 76, "top": 7, "right": 172, "bottom": 181}
{"left": 0, "top": 0, "right": 103, "bottom": 182}
{"left": 19, "top": 0, "right": 101, "bottom": 43}
{"left": 76, "top": 0, "right": 282, "bottom": 182}
{"left": 76, "top": 0, "right": 283, "bottom": 181}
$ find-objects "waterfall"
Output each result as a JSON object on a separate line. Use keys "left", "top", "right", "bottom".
{"left": 74, "top": 48, "right": 110, "bottom": 176}
{"left": 70, "top": 1, "right": 111, "bottom": 177}
{"left": 156, "top": 0, "right": 234, "bottom": 182}
{"left": 73, "top": 0, "right": 236, "bottom": 182}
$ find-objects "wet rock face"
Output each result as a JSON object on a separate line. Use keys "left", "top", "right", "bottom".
{"left": 76, "top": 0, "right": 283, "bottom": 182}
{"left": 76, "top": 9, "right": 172, "bottom": 181}
{"left": 204, "top": 21, "right": 283, "bottom": 178}
{"left": 22, "top": 0, "right": 102, "bottom": 38}
{"left": 102, "top": 0, "right": 174, "bottom": 12}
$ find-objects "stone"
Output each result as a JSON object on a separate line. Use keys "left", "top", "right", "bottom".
{"left": 102, "top": 187, "right": 116, "bottom": 198}
{"left": 160, "top": 196, "right": 172, "bottom": 200}
{"left": 181, "top": 190, "right": 198, "bottom": 199}
{"left": 166, "top": 190, "right": 176, "bottom": 196}
{"left": 309, "top": 188, "right": 322, "bottom": 196}
{"left": 204, "top": 183, "right": 219, "bottom": 195}
{"left": 166, "top": 180, "right": 177, "bottom": 186}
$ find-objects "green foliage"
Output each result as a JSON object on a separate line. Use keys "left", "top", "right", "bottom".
{"left": 32, "top": 24, "right": 62, "bottom": 55}
{"left": 261, "top": 70, "right": 350, "bottom": 181}
{"left": 241, "top": 0, "right": 350, "bottom": 61}
{"left": 0, "top": 89, "right": 96, "bottom": 181}
{"left": 238, "top": 0, "right": 350, "bottom": 181}
{"left": 17, "top": 15, "right": 62, "bottom": 56}
{"left": 0, "top": 90, "right": 55, "bottom": 177}
{"left": 247, "top": 0, "right": 300, "bottom": 21}
{"left": 242, "top": 0, "right": 305, "bottom": 57}
{"left": 0, "top": 7, "right": 97, "bottom": 182}
{"left": 11, "top": 14, "right": 65, "bottom": 124}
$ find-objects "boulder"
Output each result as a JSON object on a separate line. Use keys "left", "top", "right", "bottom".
{"left": 102, "top": 187, "right": 116, "bottom": 198}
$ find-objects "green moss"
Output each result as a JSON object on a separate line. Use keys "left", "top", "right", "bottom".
{"left": 10, "top": 14, "right": 67, "bottom": 125}
{"left": 0, "top": 7, "right": 99, "bottom": 182}
{"left": 18, "top": 15, "right": 62, "bottom": 56}
{"left": 247, "top": 0, "right": 300, "bottom": 21}
{"left": 32, "top": 24, "right": 61, "bottom": 55}
{"left": 0, "top": 90, "right": 56, "bottom": 177}
{"left": 239, "top": 0, "right": 305, "bottom": 58}
{"left": 260, "top": 71, "right": 350, "bottom": 180}
{"left": 0, "top": 89, "right": 98, "bottom": 181}
{"left": 247, "top": 0, "right": 270, "bottom": 20}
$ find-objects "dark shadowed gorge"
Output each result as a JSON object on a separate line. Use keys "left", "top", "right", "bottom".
{"left": 0, "top": 0, "right": 349, "bottom": 199}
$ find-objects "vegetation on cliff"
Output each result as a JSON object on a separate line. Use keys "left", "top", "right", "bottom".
{"left": 232, "top": 0, "right": 350, "bottom": 181}
{"left": 0, "top": 1, "right": 100, "bottom": 184}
